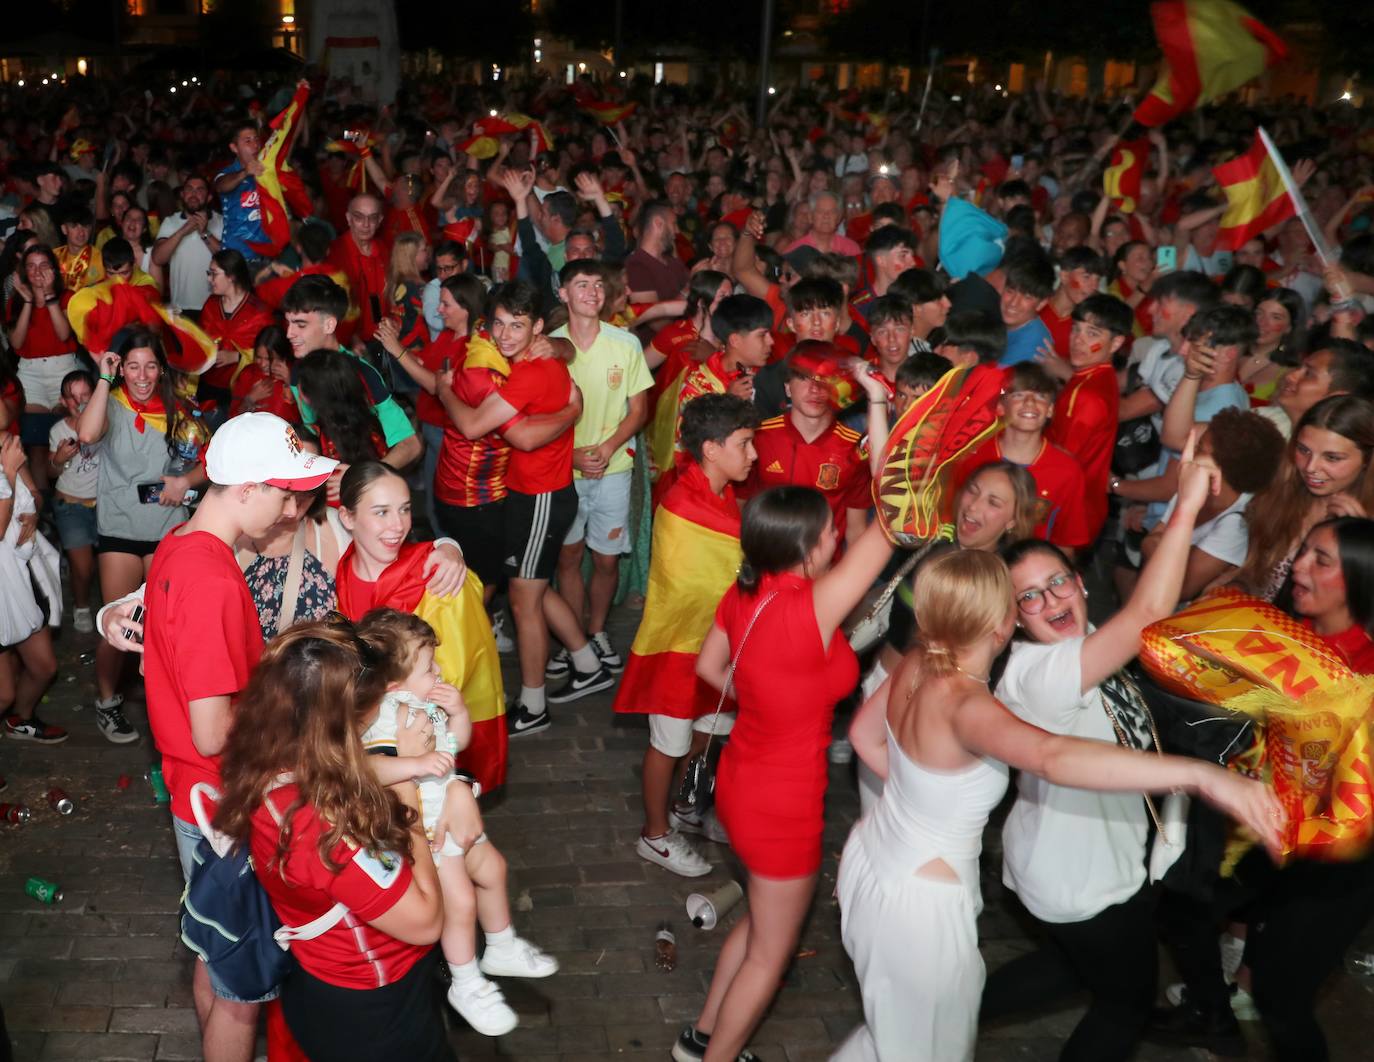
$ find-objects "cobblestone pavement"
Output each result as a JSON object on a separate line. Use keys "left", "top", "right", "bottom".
{"left": 2, "top": 609, "right": 1371, "bottom": 1061}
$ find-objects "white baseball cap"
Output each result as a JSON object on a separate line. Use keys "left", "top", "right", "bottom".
{"left": 205, "top": 413, "right": 338, "bottom": 490}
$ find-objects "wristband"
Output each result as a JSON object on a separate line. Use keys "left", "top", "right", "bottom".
{"left": 99, "top": 373, "right": 117, "bottom": 384}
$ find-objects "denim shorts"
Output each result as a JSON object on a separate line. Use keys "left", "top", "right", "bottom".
{"left": 172, "top": 815, "right": 280, "bottom": 1004}
{"left": 52, "top": 496, "right": 98, "bottom": 551}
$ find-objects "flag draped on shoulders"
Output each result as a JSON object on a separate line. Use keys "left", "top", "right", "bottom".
{"left": 1213, "top": 130, "right": 1296, "bottom": 250}
{"left": 249, "top": 80, "right": 311, "bottom": 259}
{"left": 1134, "top": 0, "right": 1287, "bottom": 127}
{"left": 612, "top": 463, "right": 742, "bottom": 720}
{"left": 335, "top": 542, "right": 507, "bottom": 791}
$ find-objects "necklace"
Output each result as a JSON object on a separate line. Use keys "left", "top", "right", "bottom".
{"left": 952, "top": 663, "right": 990, "bottom": 685}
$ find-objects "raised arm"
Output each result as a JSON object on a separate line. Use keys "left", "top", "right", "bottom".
{"left": 78, "top": 352, "right": 120, "bottom": 444}
{"left": 813, "top": 517, "right": 894, "bottom": 646}
{"left": 732, "top": 211, "right": 773, "bottom": 299}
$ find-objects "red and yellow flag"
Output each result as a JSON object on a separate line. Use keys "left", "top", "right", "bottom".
{"left": 249, "top": 80, "right": 311, "bottom": 259}
{"left": 1103, "top": 138, "right": 1150, "bottom": 214}
{"left": 1134, "top": 0, "right": 1287, "bottom": 127}
{"left": 1213, "top": 131, "right": 1295, "bottom": 250}
{"left": 871, "top": 363, "right": 1004, "bottom": 546}
{"left": 67, "top": 279, "right": 216, "bottom": 375}
{"left": 579, "top": 100, "right": 638, "bottom": 125}
{"left": 1141, "top": 587, "right": 1374, "bottom": 861}
{"left": 612, "top": 464, "right": 741, "bottom": 721}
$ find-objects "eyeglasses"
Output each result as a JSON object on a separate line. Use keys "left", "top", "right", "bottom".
{"left": 1016, "top": 572, "right": 1078, "bottom": 615}
{"left": 348, "top": 212, "right": 383, "bottom": 224}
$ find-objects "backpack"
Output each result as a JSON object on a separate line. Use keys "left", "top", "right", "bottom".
{"left": 179, "top": 782, "right": 347, "bottom": 1000}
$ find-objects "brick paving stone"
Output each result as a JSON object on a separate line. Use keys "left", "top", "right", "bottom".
{"left": 5, "top": 604, "right": 1374, "bottom": 1062}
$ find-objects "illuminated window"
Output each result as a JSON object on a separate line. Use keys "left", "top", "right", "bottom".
{"left": 125, "top": 0, "right": 146, "bottom": 14}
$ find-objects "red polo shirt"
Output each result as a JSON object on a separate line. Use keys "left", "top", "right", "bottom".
{"left": 741, "top": 414, "right": 870, "bottom": 543}
{"left": 1048, "top": 363, "right": 1118, "bottom": 542}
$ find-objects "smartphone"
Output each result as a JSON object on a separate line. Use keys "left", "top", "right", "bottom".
{"left": 138, "top": 483, "right": 199, "bottom": 505}
{"left": 1010, "top": 154, "right": 1025, "bottom": 171}
{"left": 441, "top": 357, "right": 451, "bottom": 374}
{"left": 1155, "top": 245, "right": 1177, "bottom": 272}
{"left": 368, "top": 294, "right": 383, "bottom": 323}
{"left": 122, "top": 604, "right": 145, "bottom": 646}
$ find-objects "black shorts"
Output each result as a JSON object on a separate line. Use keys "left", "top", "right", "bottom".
{"left": 435, "top": 498, "right": 507, "bottom": 590}
{"left": 97, "top": 534, "right": 160, "bottom": 558}
{"left": 503, "top": 485, "right": 578, "bottom": 582}
{"left": 280, "top": 949, "right": 453, "bottom": 1062}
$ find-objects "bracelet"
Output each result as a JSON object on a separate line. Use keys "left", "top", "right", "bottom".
{"left": 99, "top": 373, "right": 116, "bottom": 383}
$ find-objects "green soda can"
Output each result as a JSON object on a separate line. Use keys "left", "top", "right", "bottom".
{"left": 148, "top": 765, "right": 171, "bottom": 804}
{"left": 25, "top": 877, "right": 62, "bottom": 905}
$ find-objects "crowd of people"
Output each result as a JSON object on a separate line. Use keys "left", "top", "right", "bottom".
{"left": 3, "top": 65, "right": 1374, "bottom": 1062}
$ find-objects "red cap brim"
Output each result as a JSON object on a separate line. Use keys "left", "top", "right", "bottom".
{"left": 265, "top": 472, "right": 333, "bottom": 491}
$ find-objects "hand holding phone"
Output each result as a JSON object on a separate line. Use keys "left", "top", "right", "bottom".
{"left": 1156, "top": 245, "right": 1177, "bottom": 272}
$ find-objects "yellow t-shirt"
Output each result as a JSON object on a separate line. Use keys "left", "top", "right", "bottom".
{"left": 552, "top": 322, "right": 654, "bottom": 479}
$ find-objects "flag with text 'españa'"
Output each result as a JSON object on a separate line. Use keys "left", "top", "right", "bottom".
{"left": 871, "top": 363, "right": 1004, "bottom": 547}
{"left": 1140, "top": 587, "right": 1374, "bottom": 861}
{"left": 612, "top": 463, "right": 741, "bottom": 721}
{"left": 1213, "top": 131, "right": 1295, "bottom": 250}
{"left": 1104, "top": 139, "right": 1150, "bottom": 214}
{"left": 248, "top": 80, "right": 311, "bottom": 259}
{"left": 1134, "top": 0, "right": 1287, "bottom": 127}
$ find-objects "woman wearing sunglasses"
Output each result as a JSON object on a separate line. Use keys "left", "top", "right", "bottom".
{"left": 980, "top": 433, "right": 1235, "bottom": 1062}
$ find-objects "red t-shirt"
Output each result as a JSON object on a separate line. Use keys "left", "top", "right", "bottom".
{"left": 412, "top": 331, "right": 467, "bottom": 429}
{"left": 250, "top": 785, "right": 422, "bottom": 989}
{"left": 956, "top": 435, "right": 1092, "bottom": 549}
{"left": 329, "top": 234, "right": 390, "bottom": 342}
{"left": 143, "top": 529, "right": 263, "bottom": 822}
{"left": 500, "top": 356, "right": 573, "bottom": 494}
{"left": 436, "top": 344, "right": 511, "bottom": 508}
{"left": 1312, "top": 621, "right": 1374, "bottom": 675}
{"left": 1038, "top": 302, "right": 1073, "bottom": 358}
{"left": 8, "top": 291, "right": 79, "bottom": 359}
{"left": 1048, "top": 364, "right": 1118, "bottom": 542}
{"left": 741, "top": 415, "right": 870, "bottom": 543}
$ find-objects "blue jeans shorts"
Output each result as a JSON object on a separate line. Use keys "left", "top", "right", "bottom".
{"left": 52, "top": 496, "right": 98, "bottom": 551}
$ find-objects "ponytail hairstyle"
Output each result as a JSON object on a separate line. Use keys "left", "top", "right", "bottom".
{"left": 910, "top": 549, "right": 1013, "bottom": 677}
{"left": 737, "top": 486, "right": 832, "bottom": 594}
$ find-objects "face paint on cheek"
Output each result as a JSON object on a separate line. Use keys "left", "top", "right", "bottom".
{"left": 1089, "top": 342, "right": 1103, "bottom": 354}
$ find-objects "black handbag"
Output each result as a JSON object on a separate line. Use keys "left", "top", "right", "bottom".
{"left": 676, "top": 591, "right": 777, "bottom": 811}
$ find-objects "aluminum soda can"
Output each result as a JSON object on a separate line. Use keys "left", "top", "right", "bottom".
{"left": 0, "top": 802, "right": 31, "bottom": 824}
{"left": 147, "top": 765, "right": 170, "bottom": 804}
{"left": 25, "top": 877, "right": 62, "bottom": 904}
{"left": 46, "top": 788, "right": 74, "bottom": 815}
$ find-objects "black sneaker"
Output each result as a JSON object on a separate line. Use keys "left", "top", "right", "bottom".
{"left": 95, "top": 697, "right": 140, "bottom": 745}
{"left": 670, "top": 1027, "right": 758, "bottom": 1062}
{"left": 544, "top": 647, "right": 571, "bottom": 679}
{"left": 4, "top": 713, "right": 69, "bottom": 745}
{"left": 590, "top": 631, "right": 623, "bottom": 673}
{"left": 506, "top": 700, "right": 551, "bottom": 737}
{"left": 1146, "top": 1001, "right": 1246, "bottom": 1058}
{"left": 546, "top": 665, "right": 615, "bottom": 704}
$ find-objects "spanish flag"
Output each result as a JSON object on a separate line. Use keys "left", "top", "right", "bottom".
{"left": 1103, "top": 138, "right": 1150, "bottom": 214}
{"left": 1213, "top": 131, "right": 1295, "bottom": 250}
{"left": 872, "top": 364, "right": 1004, "bottom": 547}
{"left": 67, "top": 279, "right": 217, "bottom": 375}
{"left": 249, "top": 80, "right": 311, "bottom": 259}
{"left": 1134, "top": 0, "right": 1286, "bottom": 127}
{"left": 504, "top": 112, "right": 554, "bottom": 156}
{"left": 612, "top": 463, "right": 741, "bottom": 721}
{"left": 579, "top": 100, "right": 638, "bottom": 125}
{"left": 335, "top": 543, "right": 508, "bottom": 792}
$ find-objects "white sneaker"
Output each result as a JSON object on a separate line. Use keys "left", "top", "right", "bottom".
{"left": 669, "top": 806, "right": 705, "bottom": 835}
{"left": 447, "top": 976, "right": 518, "bottom": 1036}
{"left": 636, "top": 829, "right": 712, "bottom": 877}
{"left": 480, "top": 936, "right": 559, "bottom": 979}
{"left": 490, "top": 611, "right": 515, "bottom": 654}
{"left": 1219, "top": 932, "right": 1245, "bottom": 983}
{"left": 72, "top": 607, "right": 94, "bottom": 634}
{"left": 701, "top": 808, "right": 730, "bottom": 845}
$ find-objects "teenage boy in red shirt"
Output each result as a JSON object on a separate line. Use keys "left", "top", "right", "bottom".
{"left": 1048, "top": 293, "right": 1133, "bottom": 543}
{"left": 1038, "top": 245, "right": 1109, "bottom": 367}
{"left": 956, "top": 363, "right": 1091, "bottom": 552}
{"left": 742, "top": 342, "right": 871, "bottom": 547}
{"left": 438, "top": 281, "right": 609, "bottom": 737}
{"left": 144, "top": 413, "right": 337, "bottom": 1062}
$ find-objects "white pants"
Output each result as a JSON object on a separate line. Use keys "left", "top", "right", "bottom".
{"left": 833, "top": 835, "right": 982, "bottom": 1062}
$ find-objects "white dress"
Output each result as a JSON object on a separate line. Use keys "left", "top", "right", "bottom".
{"left": 0, "top": 474, "right": 62, "bottom": 645}
{"left": 834, "top": 724, "right": 1009, "bottom": 1062}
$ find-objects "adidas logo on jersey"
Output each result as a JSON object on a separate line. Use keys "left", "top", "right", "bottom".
{"left": 765, "top": 460, "right": 784, "bottom": 473}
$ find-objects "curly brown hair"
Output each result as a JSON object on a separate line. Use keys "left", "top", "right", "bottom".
{"left": 214, "top": 617, "right": 414, "bottom": 876}
{"left": 1205, "top": 408, "right": 1285, "bottom": 495}
{"left": 356, "top": 608, "right": 438, "bottom": 687}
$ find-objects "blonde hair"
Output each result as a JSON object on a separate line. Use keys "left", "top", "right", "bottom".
{"left": 387, "top": 231, "right": 427, "bottom": 294}
{"left": 911, "top": 550, "right": 1013, "bottom": 676}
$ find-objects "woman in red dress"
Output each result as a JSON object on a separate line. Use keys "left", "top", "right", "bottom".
{"left": 677, "top": 486, "right": 893, "bottom": 1062}
{"left": 198, "top": 249, "right": 274, "bottom": 411}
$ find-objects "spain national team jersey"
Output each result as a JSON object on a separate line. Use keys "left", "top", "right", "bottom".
{"left": 1048, "top": 363, "right": 1118, "bottom": 542}
{"left": 1038, "top": 302, "right": 1073, "bottom": 358}
{"left": 435, "top": 343, "right": 512, "bottom": 508}
{"left": 955, "top": 436, "right": 1091, "bottom": 549}
{"left": 742, "top": 415, "right": 870, "bottom": 543}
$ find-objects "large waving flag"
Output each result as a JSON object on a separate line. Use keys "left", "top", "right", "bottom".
{"left": 335, "top": 542, "right": 507, "bottom": 792}
{"left": 612, "top": 464, "right": 742, "bottom": 722}
{"left": 579, "top": 100, "right": 638, "bottom": 125}
{"left": 872, "top": 363, "right": 1004, "bottom": 547}
{"left": 1104, "top": 138, "right": 1150, "bottom": 214}
{"left": 67, "top": 280, "right": 216, "bottom": 375}
{"left": 248, "top": 80, "right": 311, "bottom": 259}
{"left": 1134, "top": 0, "right": 1287, "bottom": 127}
{"left": 1141, "top": 587, "right": 1374, "bottom": 861}
{"left": 1212, "top": 130, "right": 1297, "bottom": 249}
